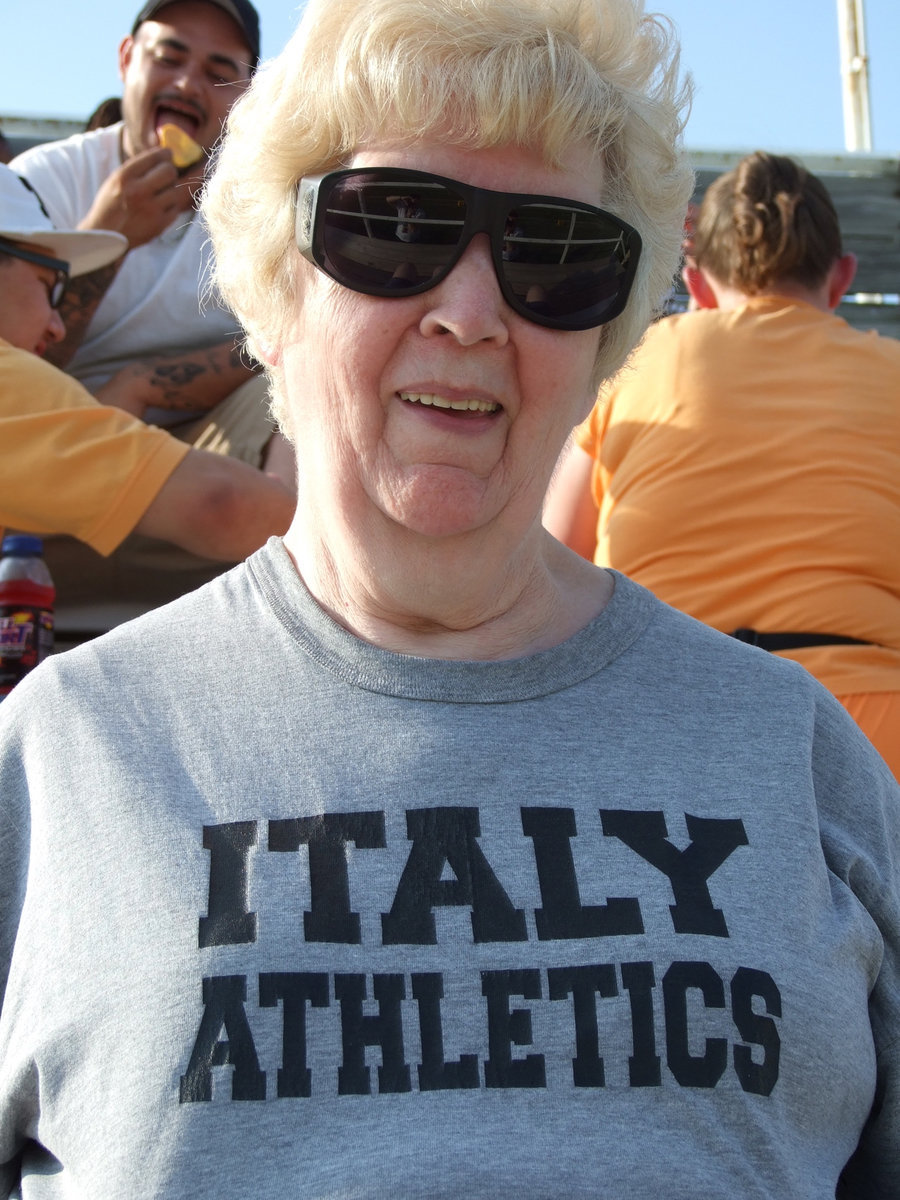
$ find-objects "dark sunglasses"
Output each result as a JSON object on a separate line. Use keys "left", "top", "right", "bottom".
{"left": 295, "top": 167, "right": 642, "bottom": 332}
{"left": 0, "top": 240, "right": 69, "bottom": 308}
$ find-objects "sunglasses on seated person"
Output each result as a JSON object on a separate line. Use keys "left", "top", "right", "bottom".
{"left": 0, "top": 240, "right": 69, "bottom": 309}
{"left": 295, "top": 168, "right": 642, "bottom": 332}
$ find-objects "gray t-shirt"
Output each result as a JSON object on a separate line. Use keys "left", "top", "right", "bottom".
{"left": 0, "top": 540, "right": 897, "bottom": 1198}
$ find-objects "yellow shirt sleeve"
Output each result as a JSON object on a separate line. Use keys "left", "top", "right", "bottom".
{"left": 0, "top": 340, "right": 190, "bottom": 555}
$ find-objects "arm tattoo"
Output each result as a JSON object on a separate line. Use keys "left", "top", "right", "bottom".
{"left": 142, "top": 343, "right": 259, "bottom": 410}
{"left": 148, "top": 360, "right": 218, "bottom": 407}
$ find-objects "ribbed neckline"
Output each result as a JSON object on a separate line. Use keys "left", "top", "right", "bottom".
{"left": 247, "top": 539, "right": 657, "bottom": 704}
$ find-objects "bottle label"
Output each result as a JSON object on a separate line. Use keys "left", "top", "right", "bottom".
{"left": 0, "top": 605, "right": 54, "bottom": 696}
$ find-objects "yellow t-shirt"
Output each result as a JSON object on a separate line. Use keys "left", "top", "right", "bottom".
{"left": 577, "top": 297, "right": 900, "bottom": 696}
{"left": 1, "top": 339, "right": 189, "bottom": 555}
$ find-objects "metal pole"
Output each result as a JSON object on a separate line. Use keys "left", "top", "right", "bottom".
{"left": 836, "top": 0, "right": 873, "bottom": 151}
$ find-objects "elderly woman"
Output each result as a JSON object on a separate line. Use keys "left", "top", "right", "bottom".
{"left": 0, "top": 1, "right": 897, "bottom": 1197}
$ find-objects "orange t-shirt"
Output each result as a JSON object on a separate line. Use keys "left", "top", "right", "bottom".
{"left": 1, "top": 339, "right": 188, "bottom": 554}
{"left": 577, "top": 297, "right": 900, "bottom": 697}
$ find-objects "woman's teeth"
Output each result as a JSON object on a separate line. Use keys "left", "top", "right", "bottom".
{"left": 400, "top": 391, "right": 499, "bottom": 414}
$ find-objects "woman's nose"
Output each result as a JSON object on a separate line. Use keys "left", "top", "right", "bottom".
{"left": 418, "top": 234, "right": 511, "bottom": 346}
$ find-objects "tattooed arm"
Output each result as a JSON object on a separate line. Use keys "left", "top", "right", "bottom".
{"left": 93, "top": 340, "right": 260, "bottom": 418}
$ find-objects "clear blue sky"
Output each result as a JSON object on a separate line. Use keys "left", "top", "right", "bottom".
{"left": 3, "top": 0, "right": 899, "bottom": 155}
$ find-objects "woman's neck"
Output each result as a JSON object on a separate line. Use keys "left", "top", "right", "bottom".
{"left": 283, "top": 506, "right": 611, "bottom": 661}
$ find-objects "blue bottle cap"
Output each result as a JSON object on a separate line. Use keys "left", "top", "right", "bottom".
{"left": 1, "top": 535, "right": 44, "bottom": 557}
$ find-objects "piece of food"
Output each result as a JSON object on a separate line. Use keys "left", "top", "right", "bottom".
{"left": 158, "top": 123, "right": 204, "bottom": 170}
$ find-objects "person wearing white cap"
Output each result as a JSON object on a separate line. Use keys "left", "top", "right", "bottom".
{"left": 9, "top": 0, "right": 291, "bottom": 482}
{"left": 0, "top": 173, "right": 127, "bottom": 354}
{"left": 0, "top": 164, "right": 292, "bottom": 564}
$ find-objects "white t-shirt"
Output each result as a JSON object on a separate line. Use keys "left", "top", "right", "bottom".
{"left": 11, "top": 124, "right": 240, "bottom": 413}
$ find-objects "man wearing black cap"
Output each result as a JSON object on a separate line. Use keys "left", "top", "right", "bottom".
{"left": 9, "top": 0, "right": 286, "bottom": 480}
{"left": 121, "top": 0, "right": 259, "bottom": 180}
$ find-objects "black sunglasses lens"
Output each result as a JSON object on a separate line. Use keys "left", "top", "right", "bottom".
{"left": 314, "top": 172, "right": 638, "bottom": 329}
{"left": 319, "top": 175, "right": 465, "bottom": 292}
{"left": 499, "top": 204, "right": 636, "bottom": 328}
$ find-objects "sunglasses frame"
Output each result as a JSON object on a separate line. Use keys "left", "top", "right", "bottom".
{"left": 0, "top": 240, "right": 70, "bottom": 308}
{"left": 295, "top": 167, "right": 642, "bottom": 332}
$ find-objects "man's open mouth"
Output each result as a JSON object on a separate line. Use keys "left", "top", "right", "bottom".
{"left": 154, "top": 104, "right": 202, "bottom": 142}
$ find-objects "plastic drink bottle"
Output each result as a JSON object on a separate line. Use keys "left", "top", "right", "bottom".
{"left": 0, "top": 535, "right": 55, "bottom": 700}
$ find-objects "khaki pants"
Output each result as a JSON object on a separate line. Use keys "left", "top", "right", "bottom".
{"left": 173, "top": 374, "right": 276, "bottom": 465}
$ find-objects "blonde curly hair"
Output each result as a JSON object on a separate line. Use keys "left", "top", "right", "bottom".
{"left": 202, "top": 0, "right": 693, "bottom": 422}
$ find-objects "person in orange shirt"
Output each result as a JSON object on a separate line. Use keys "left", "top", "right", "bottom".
{"left": 545, "top": 150, "right": 900, "bottom": 777}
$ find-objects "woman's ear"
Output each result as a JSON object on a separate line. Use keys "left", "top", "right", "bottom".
{"left": 255, "top": 341, "right": 282, "bottom": 367}
{"left": 683, "top": 264, "right": 719, "bottom": 310}
{"left": 826, "top": 253, "right": 858, "bottom": 311}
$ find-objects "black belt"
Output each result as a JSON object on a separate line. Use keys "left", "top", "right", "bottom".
{"left": 730, "top": 628, "right": 873, "bottom": 652}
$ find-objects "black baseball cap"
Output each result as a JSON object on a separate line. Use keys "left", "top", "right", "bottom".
{"left": 131, "top": 0, "right": 261, "bottom": 67}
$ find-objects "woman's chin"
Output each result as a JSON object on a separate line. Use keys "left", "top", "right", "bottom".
{"left": 378, "top": 464, "right": 500, "bottom": 539}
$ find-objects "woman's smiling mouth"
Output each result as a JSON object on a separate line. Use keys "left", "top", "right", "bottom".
{"left": 399, "top": 390, "right": 501, "bottom": 415}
